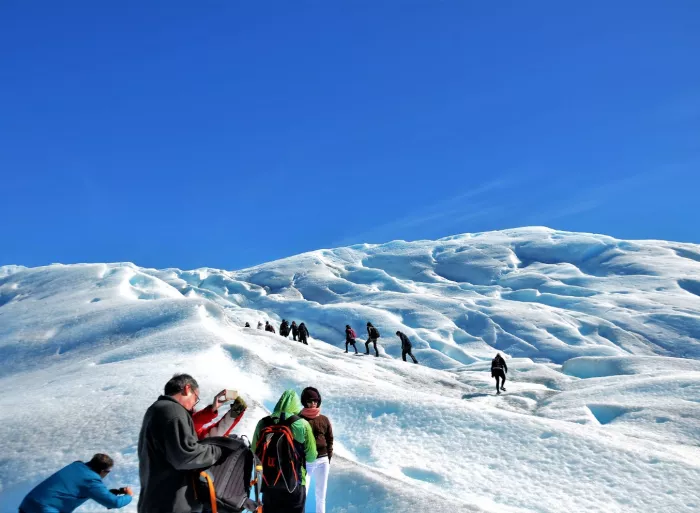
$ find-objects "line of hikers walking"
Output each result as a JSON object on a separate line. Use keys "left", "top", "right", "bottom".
{"left": 245, "top": 319, "right": 310, "bottom": 344}
{"left": 245, "top": 317, "right": 420, "bottom": 364}
{"left": 345, "top": 322, "right": 419, "bottom": 363}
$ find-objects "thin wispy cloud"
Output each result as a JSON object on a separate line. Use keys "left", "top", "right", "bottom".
{"left": 334, "top": 177, "right": 517, "bottom": 246}
{"left": 522, "top": 169, "right": 681, "bottom": 226}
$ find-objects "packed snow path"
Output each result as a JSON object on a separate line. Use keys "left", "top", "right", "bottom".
{"left": 1, "top": 227, "right": 699, "bottom": 512}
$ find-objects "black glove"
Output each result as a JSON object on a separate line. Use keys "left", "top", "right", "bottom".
{"left": 109, "top": 488, "right": 127, "bottom": 495}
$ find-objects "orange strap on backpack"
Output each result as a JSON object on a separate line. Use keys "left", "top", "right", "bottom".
{"left": 199, "top": 471, "right": 218, "bottom": 513}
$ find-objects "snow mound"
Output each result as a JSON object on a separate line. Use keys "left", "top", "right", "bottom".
{"left": 1, "top": 227, "right": 700, "bottom": 513}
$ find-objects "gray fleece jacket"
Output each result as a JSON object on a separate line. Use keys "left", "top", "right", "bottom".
{"left": 137, "top": 396, "right": 222, "bottom": 513}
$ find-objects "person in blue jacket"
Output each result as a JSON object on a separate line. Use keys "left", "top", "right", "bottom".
{"left": 19, "top": 453, "right": 132, "bottom": 513}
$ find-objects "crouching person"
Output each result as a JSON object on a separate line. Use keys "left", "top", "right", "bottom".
{"left": 138, "top": 374, "right": 223, "bottom": 513}
{"left": 19, "top": 454, "right": 132, "bottom": 513}
{"left": 252, "top": 389, "right": 317, "bottom": 513}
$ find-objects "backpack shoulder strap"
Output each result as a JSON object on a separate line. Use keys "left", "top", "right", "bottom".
{"left": 281, "top": 414, "right": 300, "bottom": 427}
{"left": 260, "top": 416, "right": 276, "bottom": 429}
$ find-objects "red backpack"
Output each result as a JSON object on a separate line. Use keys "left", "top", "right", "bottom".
{"left": 254, "top": 415, "right": 304, "bottom": 493}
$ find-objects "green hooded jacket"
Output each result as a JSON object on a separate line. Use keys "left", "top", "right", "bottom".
{"left": 252, "top": 389, "right": 317, "bottom": 485}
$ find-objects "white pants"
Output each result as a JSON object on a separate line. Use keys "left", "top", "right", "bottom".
{"left": 305, "top": 456, "right": 330, "bottom": 513}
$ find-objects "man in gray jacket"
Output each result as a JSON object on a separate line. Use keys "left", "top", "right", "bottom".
{"left": 138, "top": 374, "right": 222, "bottom": 513}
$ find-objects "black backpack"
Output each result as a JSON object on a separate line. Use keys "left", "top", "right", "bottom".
{"left": 254, "top": 415, "right": 305, "bottom": 493}
{"left": 371, "top": 326, "right": 380, "bottom": 338}
{"left": 196, "top": 436, "right": 262, "bottom": 513}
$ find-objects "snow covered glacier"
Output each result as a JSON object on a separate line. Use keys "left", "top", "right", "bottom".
{"left": 1, "top": 227, "right": 699, "bottom": 512}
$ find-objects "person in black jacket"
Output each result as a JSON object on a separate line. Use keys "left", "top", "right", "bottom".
{"left": 344, "top": 325, "right": 358, "bottom": 354}
{"left": 280, "top": 319, "right": 290, "bottom": 337}
{"left": 137, "top": 374, "right": 222, "bottom": 513}
{"left": 365, "top": 322, "right": 380, "bottom": 357}
{"left": 298, "top": 322, "right": 309, "bottom": 345}
{"left": 265, "top": 321, "right": 276, "bottom": 334}
{"left": 291, "top": 321, "right": 299, "bottom": 341}
{"left": 395, "top": 331, "right": 418, "bottom": 364}
{"left": 491, "top": 353, "right": 508, "bottom": 394}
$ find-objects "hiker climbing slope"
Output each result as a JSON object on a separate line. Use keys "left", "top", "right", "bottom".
{"left": 491, "top": 353, "right": 508, "bottom": 394}
{"left": 298, "top": 322, "right": 309, "bottom": 345}
{"left": 365, "top": 322, "right": 380, "bottom": 357}
{"left": 345, "top": 324, "right": 358, "bottom": 354}
{"left": 280, "top": 319, "right": 290, "bottom": 337}
{"left": 395, "top": 331, "right": 418, "bottom": 364}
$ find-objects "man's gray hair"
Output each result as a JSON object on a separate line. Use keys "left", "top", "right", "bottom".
{"left": 164, "top": 374, "right": 199, "bottom": 396}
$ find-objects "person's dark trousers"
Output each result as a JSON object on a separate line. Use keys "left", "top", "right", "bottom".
{"left": 365, "top": 338, "right": 378, "bottom": 356}
{"left": 346, "top": 340, "right": 358, "bottom": 353}
{"left": 300, "top": 335, "right": 308, "bottom": 345}
{"left": 293, "top": 333, "right": 298, "bottom": 341}
{"left": 402, "top": 349, "right": 418, "bottom": 363}
{"left": 494, "top": 370, "right": 506, "bottom": 392}
{"left": 262, "top": 486, "right": 306, "bottom": 513}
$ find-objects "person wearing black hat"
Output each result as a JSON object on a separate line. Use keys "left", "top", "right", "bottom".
{"left": 299, "top": 387, "right": 333, "bottom": 513}
{"left": 344, "top": 325, "right": 358, "bottom": 354}
{"left": 395, "top": 331, "right": 418, "bottom": 364}
{"left": 365, "top": 322, "right": 380, "bottom": 357}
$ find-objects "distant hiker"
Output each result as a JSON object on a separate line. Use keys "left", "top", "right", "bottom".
{"left": 137, "top": 374, "right": 222, "bottom": 513}
{"left": 298, "top": 322, "right": 309, "bottom": 345}
{"left": 19, "top": 454, "right": 133, "bottom": 513}
{"left": 491, "top": 353, "right": 508, "bottom": 394}
{"left": 244, "top": 322, "right": 251, "bottom": 328}
{"left": 345, "top": 324, "right": 358, "bottom": 354}
{"left": 300, "top": 387, "right": 334, "bottom": 513}
{"left": 193, "top": 389, "right": 248, "bottom": 439}
{"left": 280, "top": 319, "right": 290, "bottom": 337}
{"left": 291, "top": 321, "right": 299, "bottom": 341}
{"left": 365, "top": 322, "right": 380, "bottom": 357}
{"left": 265, "top": 321, "right": 276, "bottom": 333}
{"left": 396, "top": 331, "right": 418, "bottom": 364}
{"left": 252, "top": 389, "right": 317, "bottom": 513}
{"left": 257, "top": 321, "right": 264, "bottom": 330}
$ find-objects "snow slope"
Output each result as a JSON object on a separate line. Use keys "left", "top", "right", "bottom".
{"left": 1, "top": 227, "right": 699, "bottom": 512}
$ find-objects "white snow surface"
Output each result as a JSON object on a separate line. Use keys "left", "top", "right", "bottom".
{"left": 1, "top": 227, "right": 700, "bottom": 512}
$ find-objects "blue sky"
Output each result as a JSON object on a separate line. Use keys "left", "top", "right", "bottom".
{"left": 1, "top": 1, "right": 698, "bottom": 270}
